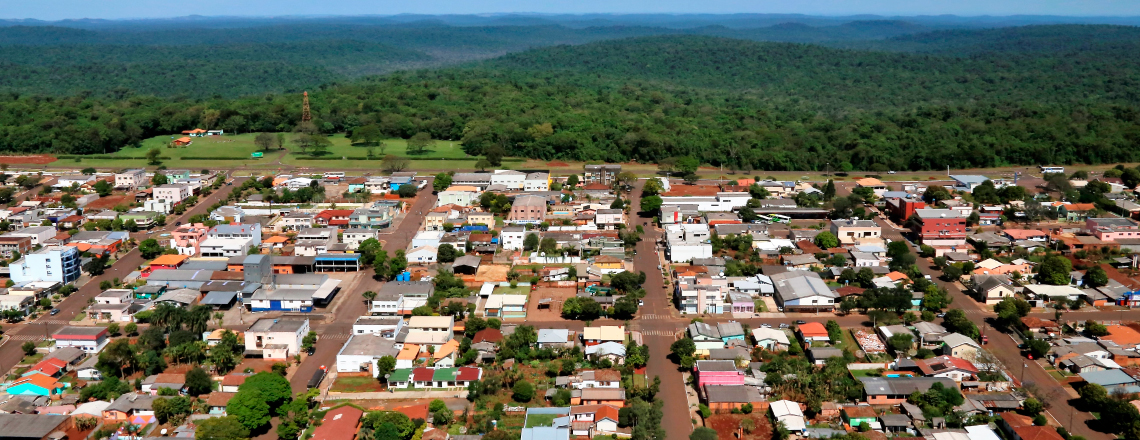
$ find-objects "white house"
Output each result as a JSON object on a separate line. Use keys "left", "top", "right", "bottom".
{"left": 524, "top": 173, "right": 550, "bottom": 191}
{"left": 771, "top": 271, "right": 837, "bottom": 311}
{"left": 336, "top": 333, "right": 398, "bottom": 376}
{"left": 407, "top": 246, "right": 438, "bottom": 264}
{"left": 490, "top": 170, "right": 526, "bottom": 190}
{"left": 52, "top": 326, "right": 110, "bottom": 353}
{"left": 115, "top": 169, "right": 146, "bottom": 189}
{"left": 343, "top": 228, "right": 379, "bottom": 250}
{"left": 501, "top": 226, "right": 527, "bottom": 250}
{"left": 245, "top": 318, "right": 310, "bottom": 359}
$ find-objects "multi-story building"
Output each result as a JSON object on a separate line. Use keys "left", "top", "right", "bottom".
{"left": 524, "top": 173, "right": 550, "bottom": 191}
{"left": 452, "top": 173, "right": 493, "bottom": 190}
{"left": 294, "top": 228, "right": 337, "bottom": 256}
{"left": 115, "top": 169, "right": 147, "bottom": 189}
{"left": 911, "top": 209, "right": 967, "bottom": 246}
{"left": 0, "top": 236, "right": 32, "bottom": 258}
{"left": 1087, "top": 217, "right": 1140, "bottom": 241}
{"left": 314, "top": 209, "right": 353, "bottom": 227}
{"left": 170, "top": 223, "right": 210, "bottom": 256}
{"left": 501, "top": 225, "right": 527, "bottom": 250}
{"left": 52, "top": 326, "right": 110, "bottom": 353}
{"left": 10, "top": 246, "right": 81, "bottom": 284}
{"left": 200, "top": 223, "right": 262, "bottom": 258}
{"left": 5, "top": 226, "right": 57, "bottom": 246}
{"left": 153, "top": 184, "right": 191, "bottom": 204}
{"left": 348, "top": 202, "right": 398, "bottom": 229}
{"left": 437, "top": 186, "right": 481, "bottom": 207}
{"left": 665, "top": 223, "right": 712, "bottom": 263}
{"left": 490, "top": 170, "right": 526, "bottom": 189}
{"left": 583, "top": 164, "right": 621, "bottom": 186}
{"left": 885, "top": 197, "right": 926, "bottom": 223}
{"left": 277, "top": 212, "right": 314, "bottom": 232}
{"left": 508, "top": 195, "right": 547, "bottom": 224}
{"left": 245, "top": 318, "right": 310, "bottom": 359}
{"left": 343, "top": 228, "right": 379, "bottom": 249}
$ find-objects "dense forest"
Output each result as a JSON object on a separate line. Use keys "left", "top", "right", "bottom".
{"left": 1, "top": 24, "right": 1140, "bottom": 171}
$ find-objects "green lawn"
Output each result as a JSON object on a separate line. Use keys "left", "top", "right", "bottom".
{"left": 114, "top": 133, "right": 265, "bottom": 159}
{"left": 524, "top": 413, "right": 560, "bottom": 428}
{"left": 495, "top": 286, "right": 531, "bottom": 295}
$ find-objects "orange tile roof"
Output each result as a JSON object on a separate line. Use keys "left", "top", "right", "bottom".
{"left": 1063, "top": 203, "right": 1096, "bottom": 212}
{"left": 206, "top": 392, "right": 236, "bottom": 407}
{"left": 798, "top": 322, "right": 829, "bottom": 338}
{"left": 264, "top": 236, "right": 289, "bottom": 243}
{"left": 150, "top": 254, "right": 190, "bottom": 266}
{"left": 434, "top": 339, "right": 459, "bottom": 360}
{"left": 1104, "top": 325, "right": 1140, "bottom": 346}
{"left": 1003, "top": 229, "right": 1047, "bottom": 240}
{"left": 886, "top": 271, "right": 910, "bottom": 282}
{"left": 12, "top": 373, "right": 61, "bottom": 390}
{"left": 394, "top": 404, "right": 428, "bottom": 420}
{"left": 396, "top": 344, "right": 421, "bottom": 361}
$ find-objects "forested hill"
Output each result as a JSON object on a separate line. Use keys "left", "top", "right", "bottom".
{"left": 2, "top": 26, "right": 1140, "bottom": 172}
{"left": 483, "top": 33, "right": 1140, "bottom": 108}
{"left": 839, "top": 24, "right": 1140, "bottom": 55}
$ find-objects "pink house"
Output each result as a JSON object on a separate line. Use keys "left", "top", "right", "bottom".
{"left": 170, "top": 223, "right": 210, "bottom": 256}
{"left": 694, "top": 360, "right": 744, "bottom": 388}
{"left": 1087, "top": 218, "right": 1140, "bottom": 241}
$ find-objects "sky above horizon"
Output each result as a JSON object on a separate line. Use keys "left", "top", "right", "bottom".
{"left": 1, "top": 0, "right": 1139, "bottom": 20}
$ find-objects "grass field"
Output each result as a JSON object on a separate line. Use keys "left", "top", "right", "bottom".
{"left": 524, "top": 413, "right": 559, "bottom": 428}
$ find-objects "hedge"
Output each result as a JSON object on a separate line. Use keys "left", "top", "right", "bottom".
{"left": 296, "top": 156, "right": 523, "bottom": 162}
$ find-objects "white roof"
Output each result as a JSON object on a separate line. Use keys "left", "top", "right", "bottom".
{"left": 770, "top": 400, "right": 804, "bottom": 418}
{"left": 752, "top": 327, "right": 791, "bottom": 345}
{"left": 585, "top": 342, "right": 627, "bottom": 357}
{"left": 965, "top": 425, "right": 1002, "bottom": 440}
{"left": 479, "top": 282, "right": 496, "bottom": 297}
{"left": 72, "top": 400, "right": 111, "bottom": 417}
{"left": 485, "top": 294, "right": 528, "bottom": 308}
{"left": 976, "top": 259, "right": 1004, "bottom": 270}
{"left": 408, "top": 316, "right": 454, "bottom": 329}
{"left": 1023, "top": 284, "right": 1084, "bottom": 298}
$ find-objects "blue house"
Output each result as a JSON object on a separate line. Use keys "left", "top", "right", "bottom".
{"left": 249, "top": 289, "right": 314, "bottom": 312}
{"left": 5, "top": 374, "right": 66, "bottom": 397}
{"left": 717, "top": 322, "right": 746, "bottom": 341}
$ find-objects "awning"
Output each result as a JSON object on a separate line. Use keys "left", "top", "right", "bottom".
{"left": 310, "top": 278, "right": 342, "bottom": 301}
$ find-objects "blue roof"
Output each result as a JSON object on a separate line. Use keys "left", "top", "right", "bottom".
{"left": 314, "top": 253, "right": 361, "bottom": 261}
{"left": 951, "top": 175, "right": 990, "bottom": 184}
{"left": 1079, "top": 369, "right": 1139, "bottom": 387}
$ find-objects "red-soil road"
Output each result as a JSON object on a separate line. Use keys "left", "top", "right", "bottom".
{"left": 0, "top": 176, "right": 247, "bottom": 374}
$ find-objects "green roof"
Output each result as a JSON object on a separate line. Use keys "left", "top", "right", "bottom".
{"left": 431, "top": 368, "right": 458, "bottom": 382}
{"left": 388, "top": 369, "right": 412, "bottom": 382}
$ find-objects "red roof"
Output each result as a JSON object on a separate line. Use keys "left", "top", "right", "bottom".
{"left": 915, "top": 356, "right": 979, "bottom": 376}
{"left": 471, "top": 328, "right": 503, "bottom": 343}
{"left": 582, "top": 183, "right": 610, "bottom": 190}
{"left": 412, "top": 367, "right": 435, "bottom": 382}
{"left": 1000, "top": 412, "right": 1034, "bottom": 428}
{"left": 456, "top": 367, "right": 482, "bottom": 382}
{"left": 797, "top": 240, "right": 823, "bottom": 254}
{"left": 28, "top": 358, "right": 68, "bottom": 376}
{"left": 1004, "top": 229, "right": 1047, "bottom": 240}
{"left": 221, "top": 374, "right": 248, "bottom": 387}
{"left": 1015, "top": 426, "right": 1065, "bottom": 440}
{"left": 798, "top": 322, "right": 829, "bottom": 338}
{"left": 311, "top": 405, "right": 364, "bottom": 440}
{"left": 836, "top": 286, "right": 866, "bottom": 297}
{"left": 315, "top": 210, "right": 354, "bottom": 220}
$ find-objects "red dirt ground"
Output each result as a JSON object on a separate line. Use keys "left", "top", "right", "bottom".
{"left": 526, "top": 287, "right": 577, "bottom": 321}
{"left": 0, "top": 155, "right": 56, "bottom": 164}
{"left": 663, "top": 184, "right": 722, "bottom": 197}
{"left": 546, "top": 161, "right": 569, "bottom": 167}
{"left": 706, "top": 414, "right": 772, "bottom": 440}
{"left": 84, "top": 195, "right": 131, "bottom": 210}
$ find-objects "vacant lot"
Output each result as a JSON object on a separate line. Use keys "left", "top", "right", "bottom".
{"left": 84, "top": 194, "right": 132, "bottom": 211}
{"left": 706, "top": 414, "right": 771, "bottom": 440}
{"left": 0, "top": 155, "right": 56, "bottom": 164}
{"left": 331, "top": 375, "right": 385, "bottom": 392}
{"left": 526, "top": 287, "right": 577, "bottom": 321}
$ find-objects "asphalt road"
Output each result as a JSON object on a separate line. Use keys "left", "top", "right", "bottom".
{"left": 290, "top": 182, "right": 438, "bottom": 394}
{"left": 0, "top": 175, "right": 247, "bottom": 373}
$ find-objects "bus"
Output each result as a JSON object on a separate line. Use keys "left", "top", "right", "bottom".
{"left": 1039, "top": 166, "right": 1065, "bottom": 175}
{"left": 765, "top": 214, "right": 791, "bottom": 224}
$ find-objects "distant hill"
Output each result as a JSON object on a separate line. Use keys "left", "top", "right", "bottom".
{"left": 841, "top": 24, "right": 1140, "bottom": 55}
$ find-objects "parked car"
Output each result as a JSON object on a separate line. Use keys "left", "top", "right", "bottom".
{"left": 795, "top": 320, "right": 807, "bottom": 325}
{"left": 761, "top": 323, "right": 772, "bottom": 328}
{"left": 779, "top": 323, "right": 790, "bottom": 329}
{"left": 50, "top": 308, "right": 60, "bottom": 316}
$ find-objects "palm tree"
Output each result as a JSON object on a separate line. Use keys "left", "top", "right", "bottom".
{"left": 362, "top": 290, "right": 377, "bottom": 307}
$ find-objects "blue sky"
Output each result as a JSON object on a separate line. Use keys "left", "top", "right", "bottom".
{"left": 2, "top": 0, "right": 1138, "bottom": 20}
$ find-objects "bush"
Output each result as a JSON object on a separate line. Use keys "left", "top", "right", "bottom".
{"left": 511, "top": 381, "right": 534, "bottom": 403}
{"left": 698, "top": 404, "right": 711, "bottom": 418}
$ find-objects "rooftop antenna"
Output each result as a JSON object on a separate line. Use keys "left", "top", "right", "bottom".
{"left": 301, "top": 91, "right": 312, "bottom": 123}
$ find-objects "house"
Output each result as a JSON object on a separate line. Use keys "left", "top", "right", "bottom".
{"left": 245, "top": 318, "right": 310, "bottom": 359}
{"left": 370, "top": 281, "right": 433, "bottom": 315}
{"left": 1078, "top": 369, "right": 1140, "bottom": 394}
{"left": 536, "top": 329, "right": 576, "bottom": 349}
{"left": 569, "top": 404, "right": 620, "bottom": 438}
{"left": 220, "top": 374, "right": 249, "bottom": 393}
{"left": 808, "top": 347, "right": 844, "bottom": 365}
{"left": 770, "top": 400, "right": 807, "bottom": 433}
{"left": 294, "top": 228, "right": 338, "bottom": 257}
{"left": 582, "top": 325, "right": 624, "bottom": 346}
{"left": 525, "top": 173, "right": 550, "bottom": 191}
{"left": 5, "top": 375, "right": 65, "bottom": 397}
{"left": 0, "top": 414, "right": 71, "bottom": 440}
{"left": 771, "top": 271, "right": 837, "bottom": 311}
{"left": 941, "top": 333, "right": 981, "bottom": 359}
{"left": 0, "top": 236, "right": 32, "bottom": 259}
{"left": 1004, "top": 229, "right": 1048, "bottom": 242}
{"left": 859, "top": 377, "right": 957, "bottom": 405}
{"left": 578, "top": 388, "right": 626, "bottom": 407}
{"left": 1087, "top": 217, "right": 1140, "bottom": 241}
{"left": 585, "top": 342, "right": 626, "bottom": 364}
{"left": 913, "top": 356, "right": 979, "bottom": 382}
{"left": 141, "top": 373, "right": 186, "bottom": 395}
{"left": 688, "top": 322, "right": 726, "bottom": 354}
{"left": 569, "top": 370, "right": 622, "bottom": 389}
{"left": 831, "top": 219, "right": 882, "bottom": 245}
{"left": 200, "top": 223, "right": 262, "bottom": 257}
{"left": 342, "top": 228, "right": 379, "bottom": 250}
{"left": 153, "top": 184, "right": 191, "bottom": 204}
{"left": 842, "top": 405, "right": 878, "bottom": 429}
{"left": 694, "top": 360, "right": 744, "bottom": 388}
{"left": 103, "top": 393, "right": 159, "bottom": 424}
{"left": 52, "top": 326, "right": 109, "bottom": 353}
{"left": 336, "top": 333, "right": 399, "bottom": 376}
{"left": 310, "top": 405, "right": 364, "bottom": 440}
{"left": 508, "top": 195, "right": 547, "bottom": 224}
{"left": 752, "top": 327, "right": 791, "bottom": 351}
{"left": 437, "top": 186, "right": 481, "bottom": 207}
{"left": 798, "top": 322, "right": 831, "bottom": 342}
{"left": 971, "top": 274, "right": 1015, "bottom": 305}
{"left": 704, "top": 385, "right": 764, "bottom": 414}
{"left": 386, "top": 367, "right": 483, "bottom": 389}
{"left": 912, "top": 209, "right": 967, "bottom": 246}
{"left": 490, "top": 170, "right": 526, "bottom": 189}
{"left": 483, "top": 294, "right": 527, "bottom": 318}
